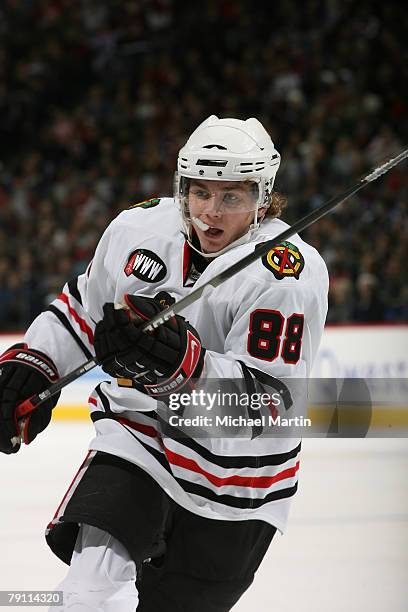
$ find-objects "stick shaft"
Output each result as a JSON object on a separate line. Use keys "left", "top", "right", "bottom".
{"left": 144, "top": 147, "right": 408, "bottom": 330}
{"left": 15, "top": 147, "right": 408, "bottom": 424}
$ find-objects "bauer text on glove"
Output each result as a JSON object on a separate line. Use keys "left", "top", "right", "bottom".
{"left": 0, "top": 344, "right": 60, "bottom": 453}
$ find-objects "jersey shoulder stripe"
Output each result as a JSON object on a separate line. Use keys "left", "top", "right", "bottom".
{"left": 47, "top": 305, "right": 93, "bottom": 360}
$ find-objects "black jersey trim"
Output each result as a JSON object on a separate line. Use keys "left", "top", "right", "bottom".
{"left": 176, "top": 478, "right": 298, "bottom": 509}
{"left": 90, "top": 383, "right": 115, "bottom": 420}
{"left": 106, "top": 409, "right": 300, "bottom": 470}
{"left": 47, "top": 305, "right": 93, "bottom": 360}
{"left": 238, "top": 361, "right": 264, "bottom": 439}
{"left": 158, "top": 416, "right": 301, "bottom": 468}
{"left": 90, "top": 414, "right": 299, "bottom": 511}
{"left": 107, "top": 423, "right": 298, "bottom": 509}
{"left": 120, "top": 422, "right": 171, "bottom": 471}
{"left": 244, "top": 365, "right": 293, "bottom": 411}
{"left": 86, "top": 387, "right": 300, "bottom": 475}
{"left": 90, "top": 404, "right": 300, "bottom": 471}
{"left": 67, "top": 278, "right": 83, "bottom": 306}
{"left": 95, "top": 383, "right": 114, "bottom": 413}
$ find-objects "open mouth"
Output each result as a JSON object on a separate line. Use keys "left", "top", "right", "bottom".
{"left": 206, "top": 227, "right": 223, "bottom": 237}
{"left": 192, "top": 217, "right": 223, "bottom": 237}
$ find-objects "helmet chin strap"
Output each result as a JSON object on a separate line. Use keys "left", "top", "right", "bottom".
{"left": 186, "top": 208, "right": 263, "bottom": 259}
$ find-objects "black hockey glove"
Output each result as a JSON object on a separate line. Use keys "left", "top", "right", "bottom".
{"left": 0, "top": 344, "right": 60, "bottom": 454}
{"left": 94, "top": 294, "right": 205, "bottom": 398}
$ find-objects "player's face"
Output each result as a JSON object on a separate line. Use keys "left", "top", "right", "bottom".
{"left": 188, "top": 179, "right": 263, "bottom": 253}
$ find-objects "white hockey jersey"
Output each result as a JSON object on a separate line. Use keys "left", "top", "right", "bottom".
{"left": 25, "top": 197, "right": 328, "bottom": 533}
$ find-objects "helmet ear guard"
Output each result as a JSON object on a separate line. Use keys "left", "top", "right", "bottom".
{"left": 175, "top": 116, "right": 280, "bottom": 258}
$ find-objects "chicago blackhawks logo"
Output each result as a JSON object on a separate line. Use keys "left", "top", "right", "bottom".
{"left": 258, "top": 241, "right": 305, "bottom": 280}
{"left": 124, "top": 249, "right": 167, "bottom": 283}
{"left": 128, "top": 198, "right": 160, "bottom": 210}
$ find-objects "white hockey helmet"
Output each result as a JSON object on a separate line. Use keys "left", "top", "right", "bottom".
{"left": 174, "top": 115, "right": 281, "bottom": 257}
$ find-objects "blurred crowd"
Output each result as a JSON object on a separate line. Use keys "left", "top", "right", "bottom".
{"left": 0, "top": 0, "right": 407, "bottom": 329}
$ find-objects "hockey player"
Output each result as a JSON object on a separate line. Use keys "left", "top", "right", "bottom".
{"left": 0, "top": 116, "right": 328, "bottom": 611}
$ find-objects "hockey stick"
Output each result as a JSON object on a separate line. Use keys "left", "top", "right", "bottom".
{"left": 12, "top": 147, "right": 408, "bottom": 445}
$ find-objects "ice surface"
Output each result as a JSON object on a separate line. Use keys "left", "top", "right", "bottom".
{"left": 1, "top": 422, "right": 407, "bottom": 611}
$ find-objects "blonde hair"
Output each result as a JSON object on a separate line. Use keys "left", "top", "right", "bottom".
{"left": 264, "top": 191, "right": 287, "bottom": 218}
